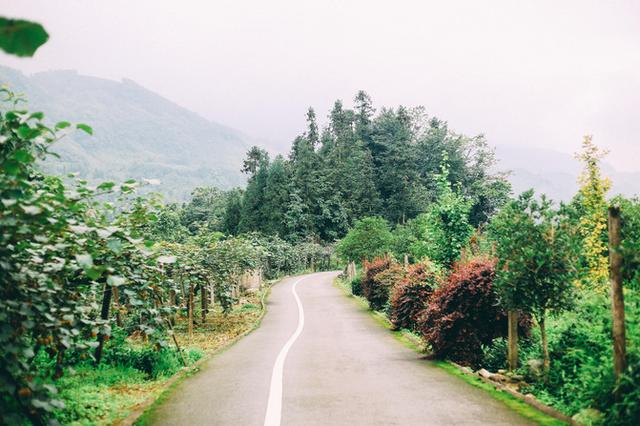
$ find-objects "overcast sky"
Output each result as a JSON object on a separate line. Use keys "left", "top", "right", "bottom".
{"left": 1, "top": 0, "right": 639, "bottom": 171}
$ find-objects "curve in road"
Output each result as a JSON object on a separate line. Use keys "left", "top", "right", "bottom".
{"left": 150, "top": 271, "right": 534, "bottom": 426}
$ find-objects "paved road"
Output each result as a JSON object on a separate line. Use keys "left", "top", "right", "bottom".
{"left": 151, "top": 272, "right": 533, "bottom": 425}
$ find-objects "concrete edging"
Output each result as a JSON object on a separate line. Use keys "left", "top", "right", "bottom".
{"left": 447, "top": 363, "right": 577, "bottom": 425}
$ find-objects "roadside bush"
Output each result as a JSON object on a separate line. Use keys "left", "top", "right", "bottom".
{"left": 361, "top": 257, "right": 392, "bottom": 307}
{"left": 417, "top": 258, "right": 507, "bottom": 366}
{"left": 372, "top": 264, "right": 406, "bottom": 312}
{"left": 516, "top": 289, "right": 640, "bottom": 423}
{"left": 389, "top": 261, "right": 439, "bottom": 331}
{"left": 350, "top": 275, "right": 363, "bottom": 296}
{"left": 102, "top": 328, "right": 202, "bottom": 378}
{"left": 362, "top": 258, "right": 405, "bottom": 311}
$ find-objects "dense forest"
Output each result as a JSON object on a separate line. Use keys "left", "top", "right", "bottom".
{"left": 174, "top": 91, "right": 510, "bottom": 242}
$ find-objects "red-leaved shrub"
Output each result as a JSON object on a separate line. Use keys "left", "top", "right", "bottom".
{"left": 417, "top": 257, "right": 507, "bottom": 366}
{"left": 362, "top": 257, "right": 404, "bottom": 311}
{"left": 389, "top": 261, "right": 439, "bottom": 331}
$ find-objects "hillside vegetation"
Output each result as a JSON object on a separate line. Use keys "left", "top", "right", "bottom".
{"left": 0, "top": 66, "right": 250, "bottom": 199}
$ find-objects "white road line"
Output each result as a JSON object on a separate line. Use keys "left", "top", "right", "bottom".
{"left": 264, "top": 275, "right": 308, "bottom": 426}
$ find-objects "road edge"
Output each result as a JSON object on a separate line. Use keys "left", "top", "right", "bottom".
{"left": 332, "top": 276, "right": 568, "bottom": 426}
{"left": 120, "top": 278, "right": 277, "bottom": 426}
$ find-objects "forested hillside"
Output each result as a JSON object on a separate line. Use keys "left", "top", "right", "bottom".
{"left": 0, "top": 66, "right": 251, "bottom": 199}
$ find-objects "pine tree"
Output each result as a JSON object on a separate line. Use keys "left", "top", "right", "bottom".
{"left": 263, "top": 156, "right": 291, "bottom": 236}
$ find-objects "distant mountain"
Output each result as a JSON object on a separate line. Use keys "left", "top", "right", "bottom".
{"left": 495, "top": 144, "right": 640, "bottom": 202}
{"left": 0, "top": 66, "right": 251, "bottom": 200}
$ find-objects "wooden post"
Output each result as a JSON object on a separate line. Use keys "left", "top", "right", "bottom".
{"left": 540, "top": 313, "right": 550, "bottom": 377}
{"left": 507, "top": 310, "right": 519, "bottom": 371}
{"left": 94, "top": 282, "right": 112, "bottom": 364}
{"left": 169, "top": 289, "right": 177, "bottom": 326}
{"left": 112, "top": 285, "right": 122, "bottom": 327}
{"left": 608, "top": 206, "right": 627, "bottom": 384}
{"left": 188, "top": 283, "right": 194, "bottom": 343}
{"left": 201, "top": 285, "right": 207, "bottom": 323}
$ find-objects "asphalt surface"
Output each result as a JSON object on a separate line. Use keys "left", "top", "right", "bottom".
{"left": 151, "top": 271, "right": 534, "bottom": 426}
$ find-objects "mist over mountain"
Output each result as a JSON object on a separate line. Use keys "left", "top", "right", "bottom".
{"left": 496, "top": 144, "right": 640, "bottom": 202}
{"left": 1, "top": 66, "right": 637, "bottom": 203}
{"left": 0, "top": 66, "right": 251, "bottom": 200}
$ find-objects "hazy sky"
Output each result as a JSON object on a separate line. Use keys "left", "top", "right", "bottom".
{"left": 1, "top": 0, "right": 639, "bottom": 171}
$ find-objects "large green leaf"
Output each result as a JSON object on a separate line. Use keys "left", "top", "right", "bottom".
{"left": 0, "top": 17, "right": 49, "bottom": 57}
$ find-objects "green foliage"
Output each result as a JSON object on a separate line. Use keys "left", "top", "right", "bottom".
{"left": 0, "top": 17, "right": 48, "bottom": 57}
{"left": 230, "top": 92, "right": 509, "bottom": 242}
{"left": 0, "top": 90, "right": 177, "bottom": 424}
{"left": 0, "top": 67, "right": 249, "bottom": 200}
{"left": 489, "top": 190, "right": 581, "bottom": 318}
{"left": 180, "top": 186, "right": 232, "bottom": 234}
{"left": 574, "top": 136, "right": 610, "bottom": 288}
{"left": 336, "top": 217, "right": 392, "bottom": 263}
{"left": 612, "top": 196, "right": 640, "bottom": 290}
{"left": 409, "top": 157, "right": 474, "bottom": 266}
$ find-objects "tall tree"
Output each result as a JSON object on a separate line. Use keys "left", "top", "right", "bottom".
{"left": 241, "top": 145, "right": 269, "bottom": 175}
{"left": 238, "top": 157, "right": 270, "bottom": 233}
{"left": 488, "top": 190, "right": 581, "bottom": 375}
{"left": 574, "top": 135, "right": 610, "bottom": 288}
{"left": 263, "top": 156, "right": 291, "bottom": 236}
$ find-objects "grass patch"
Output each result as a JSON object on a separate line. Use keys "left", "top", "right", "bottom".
{"left": 53, "top": 365, "right": 168, "bottom": 425}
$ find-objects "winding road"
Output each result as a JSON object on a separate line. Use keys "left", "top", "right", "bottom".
{"left": 150, "top": 272, "right": 533, "bottom": 425}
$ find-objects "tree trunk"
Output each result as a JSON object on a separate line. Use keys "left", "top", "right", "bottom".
{"left": 112, "top": 285, "right": 123, "bottom": 327}
{"left": 94, "top": 282, "right": 112, "bottom": 365}
{"left": 201, "top": 285, "right": 207, "bottom": 323}
{"left": 507, "top": 310, "right": 519, "bottom": 371}
{"left": 180, "top": 277, "right": 187, "bottom": 311}
{"left": 188, "top": 283, "right": 194, "bottom": 343}
{"left": 169, "top": 289, "right": 177, "bottom": 326}
{"left": 608, "top": 206, "right": 627, "bottom": 388}
{"left": 209, "top": 282, "right": 215, "bottom": 306}
{"left": 539, "top": 312, "right": 550, "bottom": 378}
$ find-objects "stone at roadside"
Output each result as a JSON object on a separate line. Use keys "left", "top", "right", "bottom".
{"left": 572, "top": 408, "right": 604, "bottom": 426}
{"left": 526, "top": 358, "right": 544, "bottom": 377}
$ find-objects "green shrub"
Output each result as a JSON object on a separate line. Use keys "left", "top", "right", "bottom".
{"left": 102, "top": 328, "right": 202, "bottom": 378}
{"left": 350, "top": 275, "right": 363, "bottom": 296}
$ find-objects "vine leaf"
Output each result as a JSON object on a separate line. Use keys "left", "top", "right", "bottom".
{"left": 0, "top": 17, "right": 49, "bottom": 57}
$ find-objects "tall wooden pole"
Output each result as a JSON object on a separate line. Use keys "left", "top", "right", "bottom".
{"left": 608, "top": 206, "right": 627, "bottom": 384}
{"left": 201, "top": 285, "right": 207, "bottom": 323}
{"left": 94, "top": 282, "right": 112, "bottom": 364}
{"left": 507, "top": 310, "right": 519, "bottom": 371}
{"left": 188, "top": 283, "right": 194, "bottom": 344}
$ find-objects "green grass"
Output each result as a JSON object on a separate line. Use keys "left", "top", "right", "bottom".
{"left": 53, "top": 365, "right": 169, "bottom": 426}
{"left": 333, "top": 276, "right": 567, "bottom": 425}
